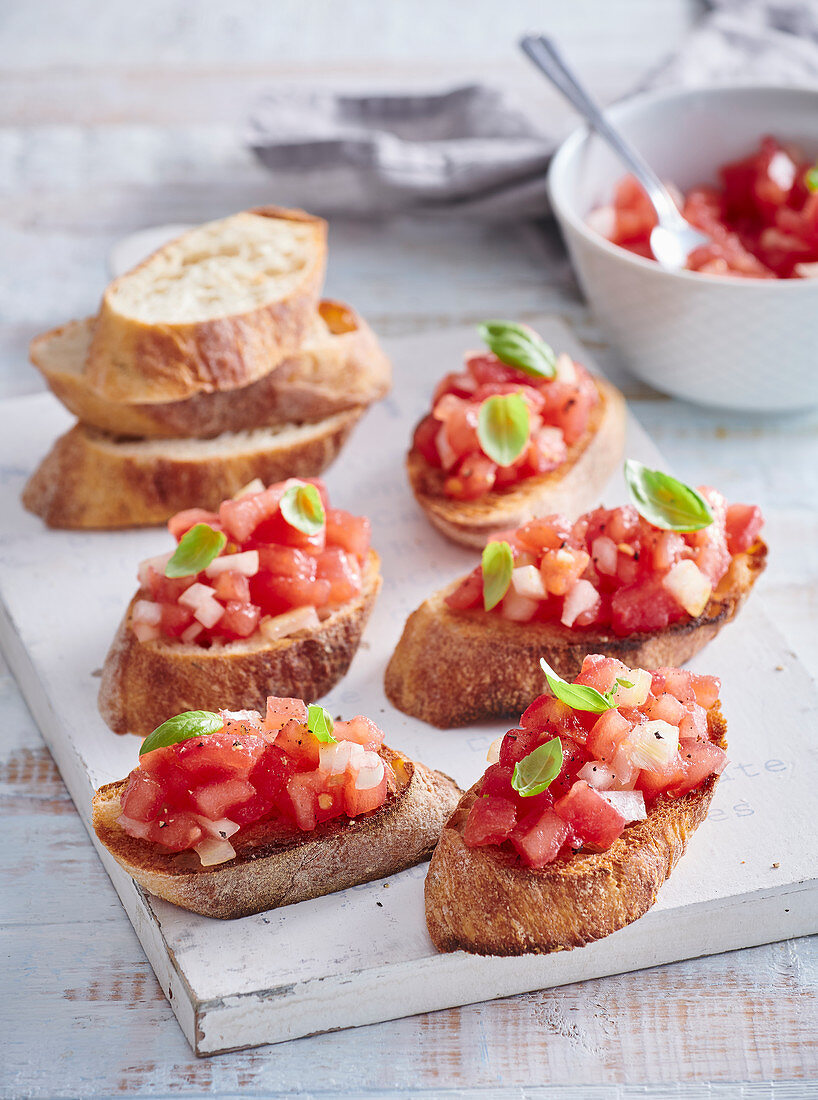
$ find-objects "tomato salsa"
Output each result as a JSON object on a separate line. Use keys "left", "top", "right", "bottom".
{"left": 411, "top": 345, "right": 598, "bottom": 501}
{"left": 590, "top": 136, "right": 818, "bottom": 278}
{"left": 462, "top": 656, "right": 727, "bottom": 869}
{"left": 445, "top": 490, "right": 763, "bottom": 636}
{"left": 117, "top": 699, "right": 392, "bottom": 866}
{"left": 132, "top": 478, "right": 371, "bottom": 647}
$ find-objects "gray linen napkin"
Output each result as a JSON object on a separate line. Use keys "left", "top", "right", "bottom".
{"left": 248, "top": 1, "right": 818, "bottom": 219}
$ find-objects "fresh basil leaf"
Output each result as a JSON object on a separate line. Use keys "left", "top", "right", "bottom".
{"left": 139, "top": 710, "right": 223, "bottom": 755}
{"left": 307, "top": 704, "right": 337, "bottom": 744}
{"left": 805, "top": 165, "right": 818, "bottom": 193}
{"left": 511, "top": 736, "right": 564, "bottom": 797}
{"left": 477, "top": 393, "right": 530, "bottom": 467}
{"left": 540, "top": 657, "right": 616, "bottom": 713}
{"left": 478, "top": 320, "right": 557, "bottom": 380}
{"left": 624, "top": 459, "right": 714, "bottom": 532}
{"left": 482, "top": 540, "right": 514, "bottom": 611}
{"left": 280, "top": 481, "right": 326, "bottom": 536}
{"left": 165, "top": 524, "right": 227, "bottom": 578}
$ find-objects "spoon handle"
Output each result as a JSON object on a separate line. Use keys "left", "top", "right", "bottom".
{"left": 520, "top": 34, "right": 683, "bottom": 227}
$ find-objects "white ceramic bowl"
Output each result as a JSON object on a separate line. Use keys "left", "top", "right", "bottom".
{"left": 548, "top": 85, "right": 818, "bottom": 411}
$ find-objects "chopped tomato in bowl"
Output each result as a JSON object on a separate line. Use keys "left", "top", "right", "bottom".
{"left": 445, "top": 481, "right": 764, "bottom": 636}
{"left": 116, "top": 699, "right": 393, "bottom": 866}
{"left": 411, "top": 324, "right": 599, "bottom": 502}
{"left": 131, "top": 478, "right": 372, "bottom": 648}
{"left": 592, "top": 137, "right": 818, "bottom": 279}
{"left": 462, "top": 656, "right": 727, "bottom": 869}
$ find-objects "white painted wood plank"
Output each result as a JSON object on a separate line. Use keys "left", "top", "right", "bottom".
{"left": 1, "top": 317, "right": 815, "bottom": 1056}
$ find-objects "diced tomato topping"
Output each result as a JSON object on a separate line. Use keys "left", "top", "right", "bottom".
{"left": 159, "top": 602, "right": 195, "bottom": 638}
{"left": 594, "top": 138, "right": 818, "bottom": 279}
{"left": 462, "top": 660, "right": 726, "bottom": 869}
{"left": 725, "top": 503, "right": 764, "bottom": 555}
{"left": 412, "top": 333, "right": 598, "bottom": 501}
{"left": 553, "top": 781, "right": 628, "bottom": 849}
{"left": 218, "top": 601, "right": 260, "bottom": 640}
{"left": 168, "top": 509, "right": 221, "bottom": 541}
{"left": 324, "top": 509, "right": 371, "bottom": 558}
{"left": 213, "top": 571, "right": 251, "bottom": 603}
{"left": 116, "top": 701, "right": 392, "bottom": 857}
{"left": 444, "top": 567, "right": 483, "bottom": 612}
{"left": 510, "top": 808, "right": 571, "bottom": 868}
{"left": 316, "top": 547, "right": 362, "bottom": 604}
{"left": 462, "top": 795, "right": 518, "bottom": 846}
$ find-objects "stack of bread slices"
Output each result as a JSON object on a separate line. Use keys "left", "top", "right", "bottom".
{"left": 23, "top": 206, "right": 391, "bottom": 528}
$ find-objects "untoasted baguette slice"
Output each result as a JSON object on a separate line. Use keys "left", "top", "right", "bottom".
{"left": 22, "top": 409, "right": 363, "bottom": 529}
{"left": 94, "top": 746, "right": 461, "bottom": 919}
{"left": 407, "top": 377, "right": 626, "bottom": 548}
{"left": 85, "top": 206, "right": 327, "bottom": 403}
{"left": 425, "top": 704, "right": 726, "bottom": 954}
{"left": 385, "top": 542, "right": 766, "bottom": 728}
{"left": 98, "top": 551, "right": 382, "bottom": 736}
{"left": 31, "top": 300, "right": 391, "bottom": 438}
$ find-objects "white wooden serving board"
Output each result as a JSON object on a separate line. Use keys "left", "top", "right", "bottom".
{"left": 0, "top": 318, "right": 816, "bottom": 1057}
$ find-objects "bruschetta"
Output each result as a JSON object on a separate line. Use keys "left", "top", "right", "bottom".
{"left": 407, "top": 321, "right": 626, "bottom": 548}
{"left": 98, "top": 478, "right": 381, "bottom": 735}
{"left": 94, "top": 699, "right": 462, "bottom": 918}
{"left": 424, "top": 655, "right": 727, "bottom": 953}
{"left": 386, "top": 464, "right": 766, "bottom": 727}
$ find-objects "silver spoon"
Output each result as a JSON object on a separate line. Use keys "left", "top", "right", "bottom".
{"left": 520, "top": 34, "right": 711, "bottom": 271}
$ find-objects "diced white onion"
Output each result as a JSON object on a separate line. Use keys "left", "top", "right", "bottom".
{"left": 486, "top": 736, "right": 503, "bottom": 764}
{"left": 585, "top": 204, "right": 616, "bottom": 239}
{"left": 319, "top": 740, "right": 364, "bottom": 776}
{"left": 133, "top": 599, "right": 162, "bottom": 625}
{"left": 625, "top": 720, "right": 680, "bottom": 770}
{"left": 219, "top": 709, "right": 262, "bottom": 728}
{"left": 577, "top": 761, "right": 617, "bottom": 791}
{"left": 554, "top": 352, "right": 578, "bottom": 384}
{"left": 795, "top": 261, "right": 818, "bottom": 278}
{"left": 181, "top": 621, "right": 204, "bottom": 645}
{"left": 205, "top": 550, "right": 260, "bottom": 578}
{"left": 133, "top": 622, "right": 162, "bottom": 642}
{"left": 192, "top": 815, "right": 241, "bottom": 840}
{"left": 232, "top": 478, "right": 266, "bottom": 499}
{"left": 194, "top": 837, "right": 237, "bottom": 866}
{"left": 662, "top": 559, "right": 712, "bottom": 617}
{"left": 259, "top": 605, "right": 321, "bottom": 641}
{"left": 591, "top": 535, "right": 618, "bottom": 576}
{"left": 560, "top": 579, "right": 599, "bottom": 628}
{"left": 611, "top": 667, "right": 652, "bottom": 708}
{"left": 136, "top": 551, "right": 174, "bottom": 588}
{"left": 600, "top": 789, "right": 647, "bottom": 822}
{"left": 500, "top": 588, "right": 539, "bottom": 622}
{"left": 178, "top": 582, "right": 224, "bottom": 628}
{"left": 511, "top": 565, "right": 547, "bottom": 601}
{"left": 354, "top": 752, "right": 385, "bottom": 791}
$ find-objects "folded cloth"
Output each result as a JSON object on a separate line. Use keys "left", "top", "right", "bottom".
{"left": 248, "top": 1, "right": 818, "bottom": 219}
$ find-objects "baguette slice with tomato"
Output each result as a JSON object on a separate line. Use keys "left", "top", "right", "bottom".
{"left": 407, "top": 325, "right": 627, "bottom": 549}
{"left": 386, "top": 480, "right": 766, "bottom": 728}
{"left": 93, "top": 702, "right": 462, "bottom": 919}
{"left": 425, "top": 658, "right": 727, "bottom": 954}
{"left": 98, "top": 479, "right": 381, "bottom": 735}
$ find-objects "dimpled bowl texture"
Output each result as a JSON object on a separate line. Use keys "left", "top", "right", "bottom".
{"left": 548, "top": 85, "right": 818, "bottom": 412}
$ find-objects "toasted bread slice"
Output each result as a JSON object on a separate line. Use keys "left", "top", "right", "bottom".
{"left": 94, "top": 746, "right": 462, "bottom": 919}
{"left": 98, "top": 551, "right": 382, "bottom": 736}
{"left": 31, "top": 301, "right": 391, "bottom": 438}
{"left": 407, "top": 377, "right": 627, "bottom": 548}
{"left": 85, "top": 206, "right": 327, "bottom": 404}
{"left": 385, "top": 542, "right": 766, "bottom": 727}
{"left": 425, "top": 704, "right": 726, "bottom": 954}
{"left": 22, "top": 409, "right": 363, "bottom": 529}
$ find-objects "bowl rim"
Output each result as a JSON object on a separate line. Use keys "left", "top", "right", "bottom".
{"left": 547, "top": 81, "right": 818, "bottom": 291}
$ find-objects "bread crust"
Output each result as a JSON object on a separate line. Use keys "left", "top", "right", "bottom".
{"left": 31, "top": 301, "right": 391, "bottom": 437}
{"left": 384, "top": 542, "right": 766, "bottom": 728}
{"left": 424, "top": 705, "right": 727, "bottom": 954}
{"left": 407, "top": 377, "right": 627, "bottom": 548}
{"left": 93, "top": 747, "right": 462, "bottom": 919}
{"left": 98, "top": 552, "right": 382, "bottom": 736}
{"left": 22, "top": 409, "right": 363, "bottom": 529}
{"left": 85, "top": 207, "right": 327, "bottom": 404}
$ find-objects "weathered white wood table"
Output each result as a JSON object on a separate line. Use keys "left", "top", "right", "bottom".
{"left": 2, "top": 0, "right": 816, "bottom": 1094}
